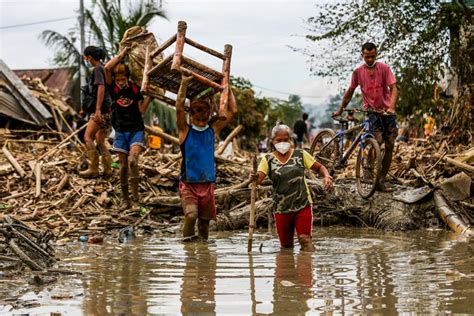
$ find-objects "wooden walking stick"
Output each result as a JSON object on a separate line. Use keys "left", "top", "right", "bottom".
{"left": 247, "top": 155, "right": 258, "bottom": 253}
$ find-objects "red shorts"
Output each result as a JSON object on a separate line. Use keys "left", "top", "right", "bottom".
{"left": 274, "top": 204, "right": 313, "bottom": 247}
{"left": 179, "top": 181, "right": 216, "bottom": 220}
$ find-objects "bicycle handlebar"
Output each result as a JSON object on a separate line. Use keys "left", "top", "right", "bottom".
{"left": 346, "top": 108, "right": 396, "bottom": 116}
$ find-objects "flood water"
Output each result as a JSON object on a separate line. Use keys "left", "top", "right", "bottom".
{"left": 2, "top": 227, "right": 473, "bottom": 315}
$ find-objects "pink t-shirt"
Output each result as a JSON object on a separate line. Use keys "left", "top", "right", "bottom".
{"left": 350, "top": 62, "right": 396, "bottom": 111}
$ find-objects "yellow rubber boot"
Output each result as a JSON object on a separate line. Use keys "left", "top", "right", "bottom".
{"left": 79, "top": 150, "right": 99, "bottom": 178}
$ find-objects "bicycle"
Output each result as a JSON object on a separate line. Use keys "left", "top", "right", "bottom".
{"left": 310, "top": 109, "right": 382, "bottom": 199}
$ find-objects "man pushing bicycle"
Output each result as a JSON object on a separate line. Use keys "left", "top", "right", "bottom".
{"left": 333, "top": 42, "right": 398, "bottom": 192}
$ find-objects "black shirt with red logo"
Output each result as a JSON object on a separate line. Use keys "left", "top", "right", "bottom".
{"left": 110, "top": 82, "right": 144, "bottom": 132}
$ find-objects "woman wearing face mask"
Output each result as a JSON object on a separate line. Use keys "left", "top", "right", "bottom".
{"left": 105, "top": 50, "right": 153, "bottom": 209}
{"left": 80, "top": 46, "right": 113, "bottom": 178}
{"left": 253, "top": 124, "right": 333, "bottom": 252}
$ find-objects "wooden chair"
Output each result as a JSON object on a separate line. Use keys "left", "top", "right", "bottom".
{"left": 141, "top": 21, "right": 232, "bottom": 118}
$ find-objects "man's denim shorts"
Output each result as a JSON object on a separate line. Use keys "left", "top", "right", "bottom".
{"left": 367, "top": 113, "right": 398, "bottom": 141}
{"left": 113, "top": 130, "right": 145, "bottom": 154}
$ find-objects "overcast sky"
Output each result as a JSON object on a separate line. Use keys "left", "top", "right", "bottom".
{"left": 0, "top": 0, "right": 344, "bottom": 110}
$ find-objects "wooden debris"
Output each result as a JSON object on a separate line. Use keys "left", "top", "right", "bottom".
{"left": 217, "top": 124, "right": 242, "bottom": 156}
{"left": 2, "top": 146, "right": 26, "bottom": 177}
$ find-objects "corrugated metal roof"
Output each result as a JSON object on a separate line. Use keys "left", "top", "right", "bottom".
{"left": 13, "top": 67, "right": 74, "bottom": 96}
{"left": 0, "top": 59, "right": 52, "bottom": 126}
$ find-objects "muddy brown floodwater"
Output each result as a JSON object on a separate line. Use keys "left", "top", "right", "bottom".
{"left": 1, "top": 227, "right": 473, "bottom": 315}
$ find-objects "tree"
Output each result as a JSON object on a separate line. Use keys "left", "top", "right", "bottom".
{"left": 84, "top": 0, "right": 166, "bottom": 55}
{"left": 299, "top": 1, "right": 473, "bottom": 139}
{"left": 266, "top": 95, "right": 304, "bottom": 130}
{"left": 318, "top": 93, "right": 361, "bottom": 128}
{"left": 40, "top": 0, "right": 166, "bottom": 83}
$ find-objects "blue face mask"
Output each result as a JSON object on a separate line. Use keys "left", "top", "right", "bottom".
{"left": 192, "top": 124, "right": 209, "bottom": 132}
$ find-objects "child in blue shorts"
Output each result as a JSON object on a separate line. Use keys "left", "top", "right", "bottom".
{"left": 107, "top": 58, "right": 153, "bottom": 209}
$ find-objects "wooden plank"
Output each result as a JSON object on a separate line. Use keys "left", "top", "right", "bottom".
{"left": 154, "top": 93, "right": 177, "bottom": 106}
{"left": 171, "top": 21, "right": 187, "bottom": 72}
{"left": 182, "top": 56, "right": 223, "bottom": 79}
{"left": 185, "top": 37, "right": 225, "bottom": 60}
{"left": 147, "top": 55, "right": 173, "bottom": 77}
{"left": 150, "top": 34, "right": 177, "bottom": 58}
{"left": 180, "top": 67, "right": 223, "bottom": 91}
{"left": 219, "top": 44, "right": 233, "bottom": 118}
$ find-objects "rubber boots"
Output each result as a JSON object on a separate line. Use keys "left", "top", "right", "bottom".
{"left": 298, "top": 235, "right": 315, "bottom": 252}
{"left": 101, "top": 149, "right": 113, "bottom": 177}
{"left": 79, "top": 150, "right": 99, "bottom": 178}
{"left": 119, "top": 166, "right": 131, "bottom": 210}
{"left": 130, "top": 163, "right": 140, "bottom": 202}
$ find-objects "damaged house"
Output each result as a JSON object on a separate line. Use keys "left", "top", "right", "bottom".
{"left": 0, "top": 59, "right": 77, "bottom": 130}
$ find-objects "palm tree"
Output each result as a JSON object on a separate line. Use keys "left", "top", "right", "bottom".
{"left": 40, "top": 0, "right": 166, "bottom": 79}
{"left": 84, "top": 0, "right": 167, "bottom": 55}
{"left": 39, "top": 0, "right": 166, "bottom": 110}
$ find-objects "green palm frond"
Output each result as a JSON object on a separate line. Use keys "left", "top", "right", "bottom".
{"left": 39, "top": 30, "right": 81, "bottom": 67}
{"left": 84, "top": 9, "right": 107, "bottom": 51}
{"left": 41, "top": 0, "right": 167, "bottom": 66}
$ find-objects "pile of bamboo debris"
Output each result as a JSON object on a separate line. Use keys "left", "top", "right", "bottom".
{"left": 18, "top": 76, "right": 78, "bottom": 132}
{"left": 0, "top": 128, "right": 472, "bottom": 240}
{"left": 335, "top": 135, "right": 474, "bottom": 186}
{"left": 0, "top": 125, "right": 266, "bottom": 240}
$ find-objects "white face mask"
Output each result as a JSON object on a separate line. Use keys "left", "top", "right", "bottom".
{"left": 192, "top": 124, "right": 209, "bottom": 132}
{"left": 274, "top": 142, "right": 291, "bottom": 154}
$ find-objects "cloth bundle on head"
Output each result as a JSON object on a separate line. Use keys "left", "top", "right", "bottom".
{"left": 119, "top": 26, "right": 165, "bottom": 99}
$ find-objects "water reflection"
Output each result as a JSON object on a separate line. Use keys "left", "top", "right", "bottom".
{"left": 3, "top": 228, "right": 473, "bottom": 315}
{"left": 180, "top": 242, "right": 217, "bottom": 315}
{"left": 272, "top": 250, "right": 313, "bottom": 315}
{"left": 83, "top": 241, "right": 150, "bottom": 315}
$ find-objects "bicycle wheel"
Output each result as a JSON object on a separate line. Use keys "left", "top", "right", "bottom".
{"left": 355, "top": 137, "right": 382, "bottom": 198}
{"left": 310, "top": 129, "right": 338, "bottom": 174}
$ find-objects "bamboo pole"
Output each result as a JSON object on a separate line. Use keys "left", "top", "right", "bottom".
{"left": 35, "top": 162, "right": 42, "bottom": 198}
{"left": 0, "top": 191, "right": 30, "bottom": 201}
{"left": 55, "top": 174, "right": 70, "bottom": 193}
{"left": 2, "top": 146, "right": 26, "bottom": 177}
{"left": 247, "top": 155, "right": 258, "bottom": 252}
{"left": 141, "top": 45, "right": 151, "bottom": 94}
{"left": 38, "top": 123, "right": 87, "bottom": 161}
{"left": 144, "top": 125, "right": 179, "bottom": 145}
{"left": 436, "top": 154, "right": 474, "bottom": 173}
{"left": 216, "top": 125, "right": 242, "bottom": 155}
{"left": 434, "top": 191, "right": 474, "bottom": 237}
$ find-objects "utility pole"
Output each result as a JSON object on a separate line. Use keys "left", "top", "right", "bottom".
{"left": 79, "top": 0, "right": 86, "bottom": 92}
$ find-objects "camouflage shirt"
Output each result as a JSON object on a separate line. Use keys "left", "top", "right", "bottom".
{"left": 258, "top": 149, "right": 314, "bottom": 214}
